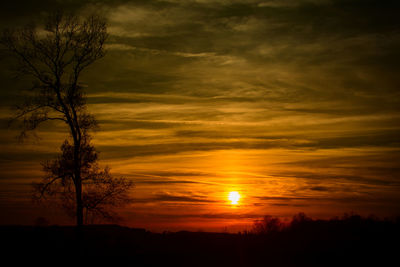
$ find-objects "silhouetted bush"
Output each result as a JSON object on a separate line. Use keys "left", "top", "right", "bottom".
{"left": 252, "top": 215, "right": 284, "bottom": 234}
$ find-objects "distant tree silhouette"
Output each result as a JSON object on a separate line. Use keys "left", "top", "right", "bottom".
{"left": 33, "top": 135, "right": 133, "bottom": 224}
{"left": 1, "top": 11, "right": 109, "bottom": 229}
{"left": 252, "top": 215, "right": 284, "bottom": 234}
{"left": 290, "top": 212, "right": 312, "bottom": 228}
{"left": 34, "top": 217, "right": 50, "bottom": 227}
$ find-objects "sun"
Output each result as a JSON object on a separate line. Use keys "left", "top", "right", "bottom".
{"left": 228, "top": 191, "right": 241, "bottom": 205}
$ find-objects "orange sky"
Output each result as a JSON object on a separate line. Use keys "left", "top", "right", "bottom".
{"left": 0, "top": 0, "right": 400, "bottom": 232}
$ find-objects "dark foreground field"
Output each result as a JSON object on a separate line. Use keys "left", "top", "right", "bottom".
{"left": 1, "top": 215, "right": 399, "bottom": 266}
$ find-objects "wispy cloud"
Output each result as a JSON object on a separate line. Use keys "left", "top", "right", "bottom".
{"left": 133, "top": 192, "right": 217, "bottom": 204}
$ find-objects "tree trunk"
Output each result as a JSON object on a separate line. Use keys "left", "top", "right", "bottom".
{"left": 75, "top": 176, "right": 83, "bottom": 227}
{"left": 74, "top": 143, "right": 84, "bottom": 250}
{"left": 73, "top": 132, "right": 83, "bottom": 229}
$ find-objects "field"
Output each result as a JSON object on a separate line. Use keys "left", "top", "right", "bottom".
{"left": 1, "top": 215, "right": 398, "bottom": 266}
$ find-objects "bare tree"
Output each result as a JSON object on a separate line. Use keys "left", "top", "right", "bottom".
{"left": 33, "top": 136, "right": 133, "bottom": 224}
{"left": 1, "top": 11, "right": 108, "bottom": 229}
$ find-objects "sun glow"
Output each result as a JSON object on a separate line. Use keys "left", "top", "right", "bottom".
{"left": 228, "top": 191, "right": 241, "bottom": 205}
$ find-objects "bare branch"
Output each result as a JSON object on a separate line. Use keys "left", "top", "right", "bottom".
{"left": 34, "top": 138, "right": 133, "bottom": 223}
{"left": 2, "top": 11, "right": 111, "bottom": 227}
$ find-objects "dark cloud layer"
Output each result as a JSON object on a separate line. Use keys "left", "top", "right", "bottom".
{"left": 134, "top": 192, "right": 217, "bottom": 204}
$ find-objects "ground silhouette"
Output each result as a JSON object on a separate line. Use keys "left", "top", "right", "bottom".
{"left": 1, "top": 213, "right": 398, "bottom": 266}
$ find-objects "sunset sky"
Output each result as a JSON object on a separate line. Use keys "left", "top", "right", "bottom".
{"left": 0, "top": 0, "right": 399, "bottom": 232}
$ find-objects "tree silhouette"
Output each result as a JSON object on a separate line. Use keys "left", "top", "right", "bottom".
{"left": 1, "top": 11, "right": 109, "bottom": 229}
{"left": 252, "top": 215, "right": 283, "bottom": 234}
{"left": 33, "top": 135, "right": 133, "bottom": 224}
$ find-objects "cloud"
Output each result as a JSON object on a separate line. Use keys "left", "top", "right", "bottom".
{"left": 127, "top": 211, "right": 263, "bottom": 220}
{"left": 95, "top": 130, "right": 400, "bottom": 159}
{"left": 309, "top": 186, "right": 331, "bottom": 192}
{"left": 135, "top": 180, "right": 200, "bottom": 185}
{"left": 133, "top": 192, "right": 216, "bottom": 203}
{"left": 268, "top": 170, "right": 400, "bottom": 186}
